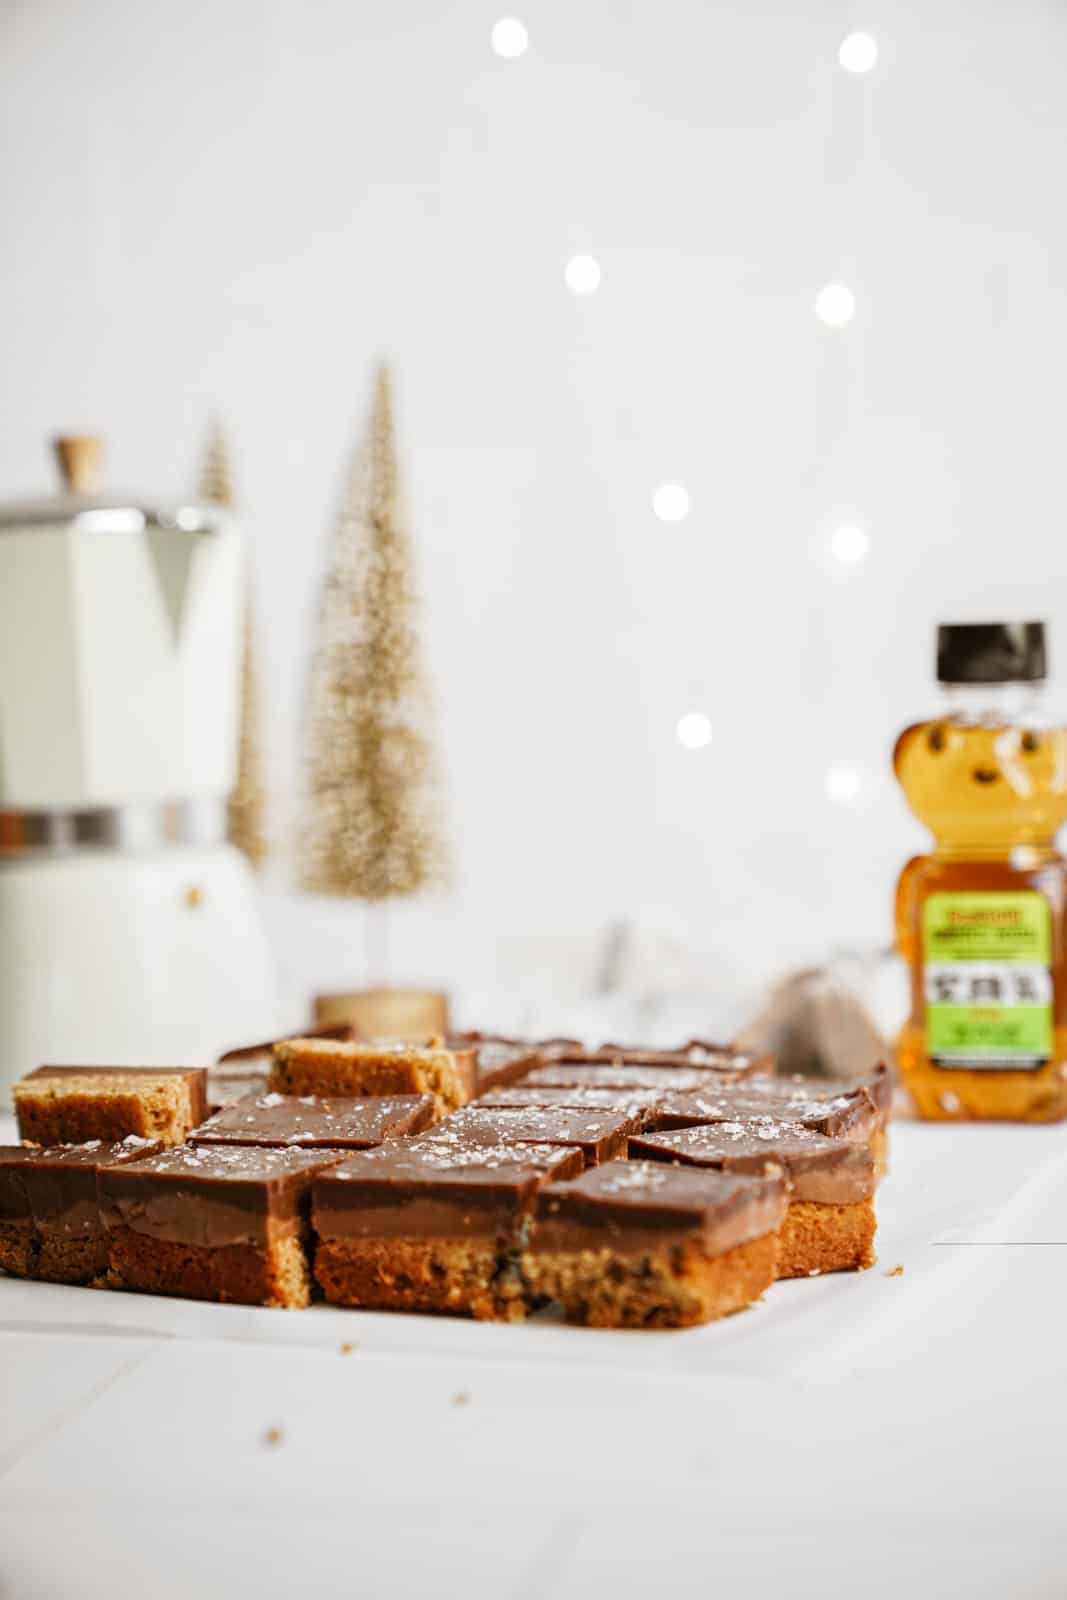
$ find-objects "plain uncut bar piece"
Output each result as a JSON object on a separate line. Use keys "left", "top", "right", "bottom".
{"left": 189, "top": 1091, "right": 435, "bottom": 1150}
{"left": 270, "top": 1037, "right": 476, "bottom": 1118}
{"left": 524, "top": 1161, "right": 788, "bottom": 1329}
{"left": 208, "top": 1023, "right": 356, "bottom": 1108}
{"left": 13, "top": 1065, "right": 208, "bottom": 1148}
{"left": 313, "top": 1137, "right": 583, "bottom": 1322}
{"left": 99, "top": 1144, "right": 345, "bottom": 1308}
{"left": 629, "top": 1121, "right": 877, "bottom": 1278}
{"left": 0, "top": 1136, "right": 163, "bottom": 1285}
{"left": 420, "top": 1105, "right": 641, "bottom": 1168}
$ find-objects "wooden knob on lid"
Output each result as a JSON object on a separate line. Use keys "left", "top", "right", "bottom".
{"left": 53, "top": 434, "right": 103, "bottom": 494}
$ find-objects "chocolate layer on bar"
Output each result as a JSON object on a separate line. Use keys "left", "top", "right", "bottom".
{"left": 22, "top": 1137, "right": 163, "bottom": 1237}
{"left": 629, "top": 1122, "right": 876, "bottom": 1205}
{"left": 423, "top": 1105, "right": 640, "bottom": 1167}
{"left": 190, "top": 1091, "right": 434, "bottom": 1150}
{"left": 313, "top": 1137, "right": 582, "bottom": 1242}
{"left": 519, "top": 1062, "right": 732, "bottom": 1093}
{"left": 587, "top": 1041, "right": 771, "bottom": 1077}
{"left": 474, "top": 1085, "right": 666, "bottom": 1119}
{"left": 648, "top": 1081, "right": 878, "bottom": 1141}
{"left": 99, "top": 1144, "right": 343, "bottom": 1249}
{"left": 531, "top": 1160, "right": 788, "bottom": 1258}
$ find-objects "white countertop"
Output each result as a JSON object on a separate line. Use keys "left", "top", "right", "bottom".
{"left": 2, "top": 1119, "right": 1066, "bottom": 1599}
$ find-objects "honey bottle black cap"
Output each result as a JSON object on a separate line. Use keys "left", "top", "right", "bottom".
{"left": 936, "top": 621, "right": 1047, "bottom": 685}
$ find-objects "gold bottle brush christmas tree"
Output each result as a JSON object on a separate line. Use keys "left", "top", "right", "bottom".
{"left": 894, "top": 622, "right": 1067, "bottom": 1121}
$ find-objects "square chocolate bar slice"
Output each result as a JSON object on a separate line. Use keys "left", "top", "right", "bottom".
{"left": 313, "top": 1135, "right": 583, "bottom": 1321}
{"left": 473, "top": 1084, "right": 666, "bottom": 1123}
{"left": 588, "top": 1041, "right": 772, "bottom": 1077}
{"left": 429, "top": 1105, "right": 639, "bottom": 1167}
{"left": 648, "top": 1080, "right": 879, "bottom": 1148}
{"left": 525, "top": 1161, "right": 787, "bottom": 1328}
{"left": 99, "top": 1145, "right": 344, "bottom": 1308}
{"left": 270, "top": 1037, "right": 475, "bottom": 1118}
{"left": 630, "top": 1121, "right": 877, "bottom": 1279}
{"left": 13, "top": 1065, "right": 208, "bottom": 1147}
{"left": 189, "top": 1091, "right": 434, "bottom": 1150}
{"left": 0, "top": 1137, "right": 164, "bottom": 1284}
{"left": 518, "top": 1062, "right": 732, "bottom": 1094}
{"left": 446, "top": 1032, "right": 546, "bottom": 1094}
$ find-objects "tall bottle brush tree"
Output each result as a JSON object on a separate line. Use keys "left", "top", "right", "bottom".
{"left": 197, "top": 416, "right": 268, "bottom": 867}
{"left": 298, "top": 365, "right": 449, "bottom": 907}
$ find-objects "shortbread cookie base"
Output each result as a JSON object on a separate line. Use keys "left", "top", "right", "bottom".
{"left": 778, "top": 1198, "right": 877, "bottom": 1279}
{"left": 36, "top": 1234, "right": 109, "bottom": 1286}
{"left": 525, "top": 1229, "right": 780, "bottom": 1329}
{"left": 0, "top": 1219, "right": 37, "bottom": 1278}
{"left": 315, "top": 1236, "right": 528, "bottom": 1322}
{"left": 14, "top": 1078, "right": 197, "bottom": 1148}
{"left": 108, "top": 1227, "right": 312, "bottom": 1308}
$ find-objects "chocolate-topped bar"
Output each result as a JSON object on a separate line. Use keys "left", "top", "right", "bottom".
{"left": 0, "top": 1137, "right": 163, "bottom": 1284}
{"left": 13, "top": 1065, "right": 208, "bottom": 1147}
{"left": 189, "top": 1091, "right": 434, "bottom": 1150}
{"left": 630, "top": 1122, "right": 876, "bottom": 1278}
{"left": 648, "top": 1080, "right": 879, "bottom": 1146}
{"left": 518, "top": 1061, "right": 733, "bottom": 1094}
{"left": 474, "top": 1084, "right": 666, "bottom": 1122}
{"left": 99, "top": 1144, "right": 344, "bottom": 1308}
{"left": 422, "top": 1105, "right": 640, "bottom": 1167}
{"left": 524, "top": 1161, "right": 787, "bottom": 1328}
{"left": 313, "top": 1134, "right": 583, "bottom": 1321}
{"left": 270, "top": 1037, "right": 476, "bottom": 1118}
{"left": 446, "top": 1032, "right": 546, "bottom": 1093}
{"left": 586, "top": 1041, "right": 772, "bottom": 1077}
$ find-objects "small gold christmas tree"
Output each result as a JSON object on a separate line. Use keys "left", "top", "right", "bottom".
{"left": 197, "top": 416, "right": 268, "bottom": 868}
{"left": 298, "top": 365, "right": 449, "bottom": 900}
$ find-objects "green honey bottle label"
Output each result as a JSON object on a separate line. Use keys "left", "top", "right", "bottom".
{"left": 923, "top": 891, "right": 1053, "bottom": 1068}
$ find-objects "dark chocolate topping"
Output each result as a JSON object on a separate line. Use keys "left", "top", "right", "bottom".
{"left": 436, "top": 1105, "right": 638, "bottom": 1165}
{"left": 649, "top": 1080, "right": 876, "bottom": 1140}
{"left": 532, "top": 1160, "right": 787, "bottom": 1255}
{"left": 630, "top": 1121, "right": 876, "bottom": 1204}
{"left": 520, "top": 1062, "right": 731, "bottom": 1092}
{"left": 98, "top": 1143, "right": 341, "bottom": 1248}
{"left": 312, "top": 1136, "right": 583, "bottom": 1241}
{"left": 474, "top": 1085, "right": 665, "bottom": 1115}
{"left": 189, "top": 1091, "right": 434, "bottom": 1150}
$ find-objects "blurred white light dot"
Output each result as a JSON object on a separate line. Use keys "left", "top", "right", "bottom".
{"left": 815, "top": 282, "right": 856, "bottom": 327}
{"left": 825, "top": 765, "right": 861, "bottom": 803}
{"left": 830, "top": 524, "right": 869, "bottom": 564}
{"left": 838, "top": 32, "right": 878, "bottom": 74}
{"left": 491, "top": 17, "right": 528, "bottom": 57}
{"left": 564, "top": 255, "right": 601, "bottom": 295}
{"left": 653, "top": 483, "right": 690, "bottom": 523}
{"left": 677, "top": 713, "right": 712, "bottom": 750}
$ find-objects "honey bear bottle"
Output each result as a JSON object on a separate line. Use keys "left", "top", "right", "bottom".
{"left": 894, "top": 622, "right": 1067, "bottom": 1121}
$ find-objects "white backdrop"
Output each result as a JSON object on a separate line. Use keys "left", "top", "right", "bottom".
{"left": 3, "top": 0, "right": 1066, "bottom": 1028}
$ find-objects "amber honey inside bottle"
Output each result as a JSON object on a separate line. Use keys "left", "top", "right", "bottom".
{"left": 894, "top": 621, "right": 1067, "bottom": 1121}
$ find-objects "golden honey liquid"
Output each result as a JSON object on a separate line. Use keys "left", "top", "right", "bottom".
{"left": 894, "top": 714, "right": 1067, "bottom": 1120}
